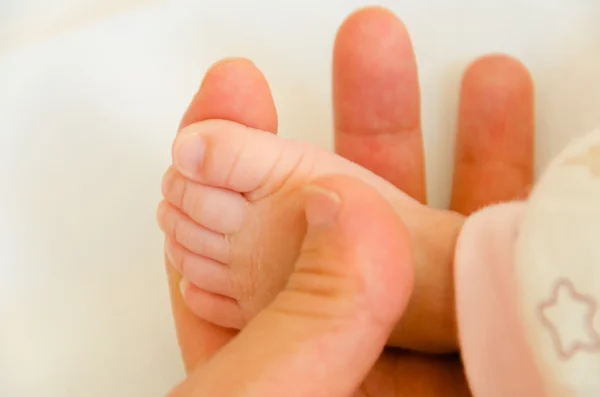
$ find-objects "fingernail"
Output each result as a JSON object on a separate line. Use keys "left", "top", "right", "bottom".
{"left": 179, "top": 278, "right": 190, "bottom": 297}
{"left": 304, "top": 185, "right": 341, "bottom": 227}
{"left": 174, "top": 133, "right": 206, "bottom": 177}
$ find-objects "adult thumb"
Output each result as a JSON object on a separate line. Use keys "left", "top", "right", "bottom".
{"left": 168, "top": 175, "right": 414, "bottom": 397}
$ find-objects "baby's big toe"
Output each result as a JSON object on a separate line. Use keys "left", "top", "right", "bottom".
{"left": 161, "top": 166, "right": 246, "bottom": 234}
{"left": 172, "top": 119, "right": 307, "bottom": 198}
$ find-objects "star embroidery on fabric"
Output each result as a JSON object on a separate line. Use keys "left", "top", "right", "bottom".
{"left": 538, "top": 278, "right": 600, "bottom": 360}
{"left": 564, "top": 144, "right": 600, "bottom": 177}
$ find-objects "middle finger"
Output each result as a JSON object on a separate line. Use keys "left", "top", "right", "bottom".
{"left": 333, "top": 7, "right": 427, "bottom": 203}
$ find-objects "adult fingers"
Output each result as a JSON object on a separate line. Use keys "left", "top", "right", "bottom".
{"left": 179, "top": 58, "right": 278, "bottom": 133}
{"left": 385, "top": 55, "right": 532, "bottom": 351}
{"left": 333, "top": 7, "right": 426, "bottom": 202}
{"left": 450, "top": 54, "right": 534, "bottom": 215}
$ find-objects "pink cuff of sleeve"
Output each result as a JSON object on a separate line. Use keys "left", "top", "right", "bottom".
{"left": 455, "top": 201, "right": 545, "bottom": 397}
{"left": 455, "top": 128, "right": 600, "bottom": 397}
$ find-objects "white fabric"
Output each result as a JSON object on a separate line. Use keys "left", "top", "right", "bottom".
{"left": 1, "top": 0, "right": 600, "bottom": 396}
{"left": 456, "top": 130, "right": 600, "bottom": 396}
{"left": 515, "top": 129, "right": 600, "bottom": 396}
{"left": 455, "top": 201, "right": 545, "bottom": 397}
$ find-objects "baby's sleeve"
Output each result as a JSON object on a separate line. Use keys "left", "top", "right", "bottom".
{"left": 454, "top": 129, "right": 600, "bottom": 397}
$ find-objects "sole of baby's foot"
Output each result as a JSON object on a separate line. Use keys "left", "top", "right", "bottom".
{"left": 158, "top": 119, "right": 459, "bottom": 351}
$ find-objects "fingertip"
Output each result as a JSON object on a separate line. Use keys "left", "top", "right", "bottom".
{"left": 334, "top": 5, "right": 415, "bottom": 93}
{"left": 204, "top": 57, "right": 257, "bottom": 76}
{"left": 336, "top": 6, "right": 407, "bottom": 44}
{"left": 453, "top": 53, "right": 534, "bottom": 214}
{"left": 333, "top": 7, "right": 425, "bottom": 200}
{"left": 179, "top": 57, "right": 278, "bottom": 133}
{"left": 462, "top": 54, "right": 533, "bottom": 99}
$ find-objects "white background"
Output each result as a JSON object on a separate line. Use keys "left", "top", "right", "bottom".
{"left": 1, "top": 0, "right": 599, "bottom": 396}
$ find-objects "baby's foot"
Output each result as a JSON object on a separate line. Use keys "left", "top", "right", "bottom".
{"left": 158, "top": 119, "right": 458, "bottom": 349}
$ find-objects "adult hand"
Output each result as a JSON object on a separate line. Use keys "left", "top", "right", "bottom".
{"left": 167, "top": 175, "right": 414, "bottom": 396}
{"left": 333, "top": 7, "right": 533, "bottom": 351}
{"left": 330, "top": 7, "right": 533, "bottom": 394}
{"left": 164, "top": 6, "right": 533, "bottom": 395}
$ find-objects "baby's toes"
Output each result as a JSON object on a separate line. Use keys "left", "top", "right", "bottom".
{"left": 180, "top": 279, "right": 246, "bottom": 330}
{"left": 165, "top": 238, "right": 235, "bottom": 298}
{"left": 161, "top": 166, "right": 247, "bottom": 234}
{"left": 157, "top": 200, "right": 230, "bottom": 264}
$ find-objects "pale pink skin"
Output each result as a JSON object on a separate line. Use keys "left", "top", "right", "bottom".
{"left": 162, "top": 8, "right": 536, "bottom": 393}
{"left": 156, "top": 118, "right": 451, "bottom": 347}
